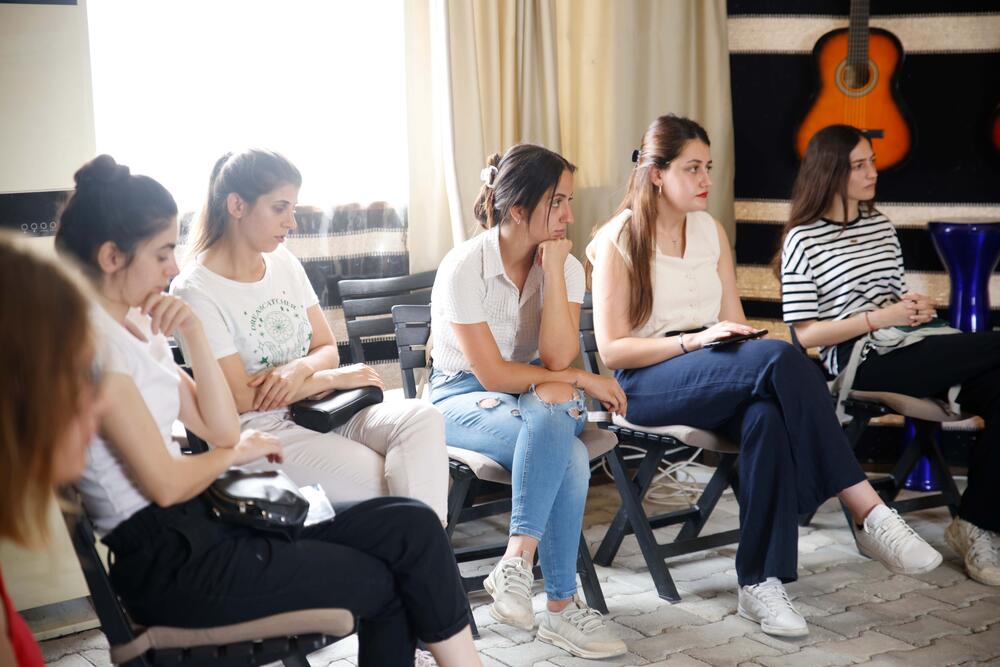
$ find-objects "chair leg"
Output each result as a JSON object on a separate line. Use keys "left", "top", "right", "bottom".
{"left": 606, "top": 445, "right": 682, "bottom": 602}
{"left": 282, "top": 653, "right": 312, "bottom": 667}
{"left": 466, "top": 595, "right": 480, "bottom": 639}
{"left": 594, "top": 444, "right": 664, "bottom": 566}
{"left": 576, "top": 534, "right": 608, "bottom": 614}
{"left": 919, "top": 425, "right": 963, "bottom": 517}
{"left": 675, "top": 453, "right": 737, "bottom": 542}
{"left": 446, "top": 466, "right": 475, "bottom": 538}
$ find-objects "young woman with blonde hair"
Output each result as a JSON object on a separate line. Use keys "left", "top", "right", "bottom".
{"left": 0, "top": 234, "right": 106, "bottom": 666}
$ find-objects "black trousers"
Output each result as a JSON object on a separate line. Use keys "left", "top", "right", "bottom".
{"left": 850, "top": 331, "right": 1000, "bottom": 532}
{"left": 103, "top": 496, "right": 469, "bottom": 666}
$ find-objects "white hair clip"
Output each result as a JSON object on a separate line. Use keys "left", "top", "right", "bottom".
{"left": 480, "top": 165, "right": 499, "bottom": 188}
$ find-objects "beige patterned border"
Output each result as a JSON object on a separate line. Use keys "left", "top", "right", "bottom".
{"left": 729, "top": 14, "right": 1000, "bottom": 54}
{"left": 735, "top": 199, "right": 1000, "bottom": 229}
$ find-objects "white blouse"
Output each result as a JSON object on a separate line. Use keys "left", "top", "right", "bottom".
{"left": 586, "top": 208, "right": 722, "bottom": 338}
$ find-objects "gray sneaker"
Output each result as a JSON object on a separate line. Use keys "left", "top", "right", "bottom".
{"left": 537, "top": 597, "right": 627, "bottom": 659}
{"left": 856, "top": 504, "right": 942, "bottom": 575}
{"left": 738, "top": 577, "right": 808, "bottom": 637}
{"left": 483, "top": 554, "right": 535, "bottom": 629}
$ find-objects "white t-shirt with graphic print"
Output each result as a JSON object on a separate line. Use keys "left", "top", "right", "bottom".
{"left": 171, "top": 243, "right": 319, "bottom": 422}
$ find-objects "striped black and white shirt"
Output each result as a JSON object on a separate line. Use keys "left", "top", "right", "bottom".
{"left": 781, "top": 210, "right": 906, "bottom": 375}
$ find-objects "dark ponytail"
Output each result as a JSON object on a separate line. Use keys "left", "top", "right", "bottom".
{"left": 55, "top": 155, "right": 177, "bottom": 279}
{"left": 471, "top": 144, "right": 575, "bottom": 231}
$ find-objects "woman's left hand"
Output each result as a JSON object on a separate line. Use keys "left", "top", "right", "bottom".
{"left": 902, "top": 292, "right": 937, "bottom": 325}
{"left": 248, "top": 361, "right": 312, "bottom": 411}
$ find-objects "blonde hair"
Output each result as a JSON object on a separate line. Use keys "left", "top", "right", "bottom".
{"left": 0, "top": 232, "right": 95, "bottom": 546}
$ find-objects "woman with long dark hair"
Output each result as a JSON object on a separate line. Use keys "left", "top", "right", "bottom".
{"left": 780, "top": 124, "right": 1000, "bottom": 587}
{"left": 57, "top": 155, "right": 482, "bottom": 667}
{"left": 588, "top": 114, "right": 941, "bottom": 638}
{"left": 430, "top": 144, "right": 627, "bottom": 658}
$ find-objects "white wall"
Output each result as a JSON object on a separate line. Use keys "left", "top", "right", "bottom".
{"left": 0, "top": 0, "right": 96, "bottom": 194}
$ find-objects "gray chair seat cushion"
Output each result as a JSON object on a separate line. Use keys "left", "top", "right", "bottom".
{"left": 447, "top": 423, "right": 618, "bottom": 485}
{"left": 610, "top": 414, "right": 739, "bottom": 454}
{"left": 111, "top": 608, "right": 355, "bottom": 664}
{"left": 848, "top": 390, "right": 969, "bottom": 423}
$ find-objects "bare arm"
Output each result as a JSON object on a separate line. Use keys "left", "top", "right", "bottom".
{"left": 100, "top": 373, "right": 281, "bottom": 507}
{"left": 175, "top": 323, "right": 240, "bottom": 448}
{"left": 793, "top": 294, "right": 932, "bottom": 348}
{"left": 592, "top": 225, "right": 758, "bottom": 370}
{"left": 452, "top": 321, "right": 626, "bottom": 413}
{"left": 220, "top": 305, "right": 383, "bottom": 413}
{"left": 537, "top": 239, "right": 582, "bottom": 370}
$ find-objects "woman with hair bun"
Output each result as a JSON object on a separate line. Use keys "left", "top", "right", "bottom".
{"left": 588, "top": 114, "right": 941, "bottom": 638}
{"left": 429, "top": 144, "right": 627, "bottom": 659}
{"left": 58, "top": 155, "right": 481, "bottom": 667}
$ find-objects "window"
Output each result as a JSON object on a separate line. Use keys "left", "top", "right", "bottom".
{"left": 87, "top": 0, "right": 408, "bottom": 215}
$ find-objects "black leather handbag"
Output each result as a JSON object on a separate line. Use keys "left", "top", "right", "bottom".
{"left": 205, "top": 469, "right": 310, "bottom": 538}
{"left": 290, "top": 386, "right": 384, "bottom": 433}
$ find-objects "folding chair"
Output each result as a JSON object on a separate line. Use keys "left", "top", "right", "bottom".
{"left": 392, "top": 303, "right": 613, "bottom": 637}
{"left": 339, "top": 270, "right": 436, "bottom": 365}
{"left": 579, "top": 293, "right": 741, "bottom": 602}
{"left": 788, "top": 328, "right": 964, "bottom": 530}
{"left": 64, "top": 503, "right": 352, "bottom": 667}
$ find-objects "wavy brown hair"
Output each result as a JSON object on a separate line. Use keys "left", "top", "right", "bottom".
{"left": 773, "top": 125, "right": 877, "bottom": 275}
{"left": 592, "top": 114, "right": 710, "bottom": 330}
{"left": 0, "top": 233, "right": 95, "bottom": 546}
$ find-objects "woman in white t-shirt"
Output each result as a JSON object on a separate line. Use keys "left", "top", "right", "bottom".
{"left": 587, "top": 114, "right": 941, "bottom": 638}
{"left": 171, "top": 149, "right": 448, "bottom": 521}
{"left": 57, "top": 155, "right": 481, "bottom": 667}
{"left": 430, "top": 145, "right": 628, "bottom": 659}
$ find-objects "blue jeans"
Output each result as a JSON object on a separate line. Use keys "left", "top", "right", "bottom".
{"left": 430, "top": 369, "right": 588, "bottom": 600}
{"left": 617, "top": 339, "right": 867, "bottom": 586}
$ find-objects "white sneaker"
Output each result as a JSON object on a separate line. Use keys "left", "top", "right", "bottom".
{"left": 537, "top": 596, "right": 627, "bottom": 659}
{"left": 945, "top": 517, "right": 1000, "bottom": 586}
{"left": 856, "top": 504, "right": 942, "bottom": 575}
{"left": 483, "top": 553, "right": 535, "bottom": 629}
{"left": 414, "top": 648, "right": 438, "bottom": 667}
{"left": 738, "top": 578, "right": 808, "bottom": 637}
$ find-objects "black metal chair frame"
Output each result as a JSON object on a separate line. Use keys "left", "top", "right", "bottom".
{"left": 64, "top": 506, "right": 342, "bottom": 667}
{"left": 391, "top": 303, "right": 607, "bottom": 637}
{"left": 578, "top": 294, "right": 741, "bottom": 602}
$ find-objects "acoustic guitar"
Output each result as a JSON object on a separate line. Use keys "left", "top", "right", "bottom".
{"left": 796, "top": 0, "right": 912, "bottom": 169}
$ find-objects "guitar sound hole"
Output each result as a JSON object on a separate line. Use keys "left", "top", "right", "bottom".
{"left": 835, "top": 60, "right": 879, "bottom": 97}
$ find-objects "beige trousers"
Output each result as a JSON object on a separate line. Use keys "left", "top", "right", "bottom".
{"left": 242, "top": 398, "right": 449, "bottom": 521}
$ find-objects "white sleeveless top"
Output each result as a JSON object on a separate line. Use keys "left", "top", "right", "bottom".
{"left": 586, "top": 209, "right": 722, "bottom": 338}
{"left": 76, "top": 307, "right": 182, "bottom": 535}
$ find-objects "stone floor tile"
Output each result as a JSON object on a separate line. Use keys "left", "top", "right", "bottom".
{"left": 908, "top": 559, "right": 969, "bottom": 588}
{"left": 803, "top": 587, "right": 883, "bottom": 614}
{"left": 746, "top": 623, "right": 847, "bottom": 651}
{"left": 40, "top": 629, "right": 109, "bottom": 662}
{"left": 607, "top": 590, "right": 697, "bottom": 618}
{"left": 471, "top": 626, "right": 517, "bottom": 650}
{"left": 795, "top": 566, "right": 869, "bottom": 595}
{"left": 797, "top": 530, "right": 837, "bottom": 553}
{"left": 921, "top": 579, "right": 1000, "bottom": 607}
{"left": 676, "top": 571, "right": 740, "bottom": 599}
{"left": 482, "top": 639, "right": 566, "bottom": 666}
{"left": 930, "top": 599, "right": 1000, "bottom": 630}
{"left": 753, "top": 646, "right": 854, "bottom": 667}
{"left": 307, "top": 635, "right": 359, "bottom": 663}
{"left": 673, "top": 593, "right": 738, "bottom": 623}
{"left": 861, "top": 637, "right": 982, "bottom": 666}
{"left": 615, "top": 605, "right": 709, "bottom": 637}
{"left": 877, "top": 614, "right": 970, "bottom": 647}
{"left": 685, "top": 636, "right": 783, "bottom": 666}
{"left": 642, "top": 656, "right": 713, "bottom": 667}
{"left": 629, "top": 615, "right": 759, "bottom": 659}
{"left": 670, "top": 556, "right": 738, "bottom": 583}
{"left": 810, "top": 629, "right": 914, "bottom": 660}
{"left": 810, "top": 605, "right": 900, "bottom": 638}
{"left": 79, "top": 648, "right": 112, "bottom": 667}
{"left": 479, "top": 654, "right": 515, "bottom": 667}
{"left": 948, "top": 623, "right": 1000, "bottom": 661}
{"left": 858, "top": 592, "right": 957, "bottom": 619}
{"left": 847, "top": 574, "right": 933, "bottom": 601}
{"left": 796, "top": 544, "right": 869, "bottom": 574}
{"left": 549, "top": 651, "right": 650, "bottom": 666}
{"left": 44, "top": 655, "right": 96, "bottom": 667}
{"left": 318, "top": 661, "right": 355, "bottom": 667}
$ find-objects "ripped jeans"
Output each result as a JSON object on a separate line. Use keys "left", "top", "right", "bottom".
{"left": 429, "top": 368, "right": 588, "bottom": 600}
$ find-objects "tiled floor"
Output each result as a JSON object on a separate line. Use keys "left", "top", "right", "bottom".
{"left": 41, "top": 479, "right": 1000, "bottom": 666}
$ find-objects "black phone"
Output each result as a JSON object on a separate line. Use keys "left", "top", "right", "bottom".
{"left": 702, "top": 329, "right": 768, "bottom": 348}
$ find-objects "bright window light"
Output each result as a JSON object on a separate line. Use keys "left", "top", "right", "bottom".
{"left": 86, "top": 0, "right": 408, "bottom": 215}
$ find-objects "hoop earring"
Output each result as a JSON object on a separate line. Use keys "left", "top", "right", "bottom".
{"left": 657, "top": 184, "right": 662, "bottom": 197}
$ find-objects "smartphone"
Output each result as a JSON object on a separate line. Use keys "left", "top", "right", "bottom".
{"left": 702, "top": 329, "right": 768, "bottom": 349}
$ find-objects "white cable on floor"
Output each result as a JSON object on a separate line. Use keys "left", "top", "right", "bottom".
{"left": 592, "top": 443, "right": 729, "bottom": 507}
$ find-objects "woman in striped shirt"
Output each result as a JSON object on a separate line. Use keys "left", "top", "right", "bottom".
{"left": 780, "top": 124, "right": 1000, "bottom": 588}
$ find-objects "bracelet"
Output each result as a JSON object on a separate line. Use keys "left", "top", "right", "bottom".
{"left": 678, "top": 332, "right": 689, "bottom": 354}
{"left": 863, "top": 311, "right": 876, "bottom": 333}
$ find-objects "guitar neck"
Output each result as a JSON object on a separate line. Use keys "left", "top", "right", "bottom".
{"left": 847, "top": 0, "right": 871, "bottom": 75}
